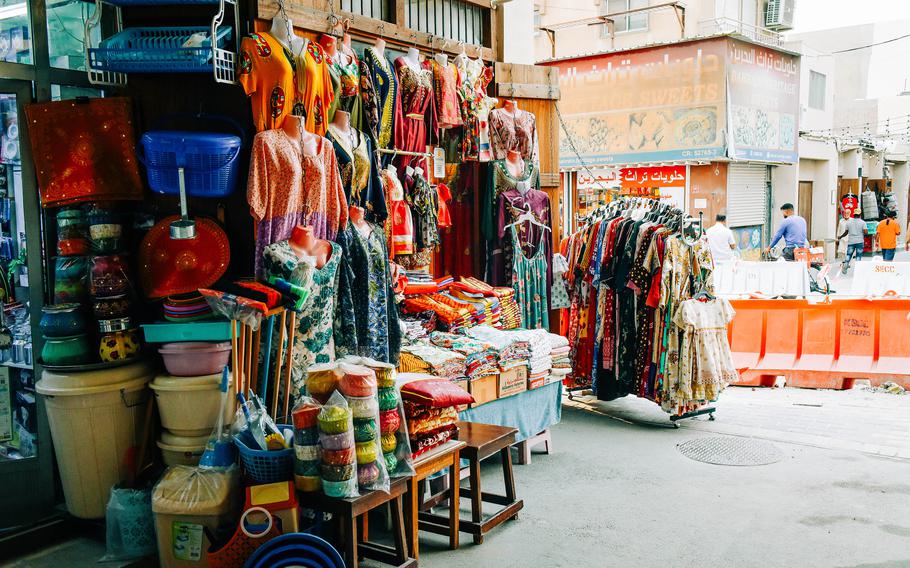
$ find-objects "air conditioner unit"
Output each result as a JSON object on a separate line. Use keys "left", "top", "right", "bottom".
{"left": 765, "top": 0, "right": 795, "bottom": 31}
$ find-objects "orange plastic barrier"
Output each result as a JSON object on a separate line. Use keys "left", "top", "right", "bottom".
{"left": 728, "top": 297, "right": 910, "bottom": 390}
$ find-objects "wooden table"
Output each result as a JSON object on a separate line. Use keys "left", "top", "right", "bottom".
{"left": 303, "top": 477, "right": 415, "bottom": 568}
{"left": 404, "top": 439, "right": 466, "bottom": 560}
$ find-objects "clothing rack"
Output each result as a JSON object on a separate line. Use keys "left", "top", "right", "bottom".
{"left": 377, "top": 148, "right": 434, "bottom": 158}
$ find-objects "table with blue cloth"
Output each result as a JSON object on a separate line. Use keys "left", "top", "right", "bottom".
{"left": 458, "top": 381, "right": 562, "bottom": 462}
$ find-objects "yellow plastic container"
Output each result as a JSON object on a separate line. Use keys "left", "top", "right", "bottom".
{"left": 36, "top": 361, "right": 154, "bottom": 519}
{"left": 157, "top": 431, "right": 209, "bottom": 467}
{"left": 150, "top": 373, "right": 227, "bottom": 436}
{"left": 153, "top": 465, "right": 239, "bottom": 568}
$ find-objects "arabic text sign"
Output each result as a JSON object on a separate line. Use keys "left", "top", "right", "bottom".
{"left": 552, "top": 38, "right": 727, "bottom": 167}
{"left": 620, "top": 166, "right": 686, "bottom": 188}
{"left": 576, "top": 168, "right": 620, "bottom": 189}
{"left": 727, "top": 39, "right": 800, "bottom": 164}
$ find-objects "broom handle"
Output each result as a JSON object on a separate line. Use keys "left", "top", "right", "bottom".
{"left": 271, "top": 310, "right": 287, "bottom": 418}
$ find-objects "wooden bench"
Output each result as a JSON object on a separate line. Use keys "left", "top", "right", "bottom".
{"left": 404, "top": 439, "right": 465, "bottom": 560}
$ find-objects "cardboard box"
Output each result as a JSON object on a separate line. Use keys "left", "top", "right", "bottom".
{"left": 469, "top": 374, "right": 498, "bottom": 407}
{"left": 498, "top": 366, "right": 528, "bottom": 398}
{"left": 453, "top": 378, "right": 470, "bottom": 412}
{"left": 528, "top": 375, "right": 547, "bottom": 390}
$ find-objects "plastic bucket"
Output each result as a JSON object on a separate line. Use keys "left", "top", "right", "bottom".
{"left": 36, "top": 362, "right": 154, "bottom": 519}
{"left": 157, "top": 431, "right": 209, "bottom": 467}
{"left": 150, "top": 373, "right": 226, "bottom": 436}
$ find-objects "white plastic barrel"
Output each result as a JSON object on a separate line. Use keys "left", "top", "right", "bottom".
{"left": 36, "top": 362, "right": 154, "bottom": 519}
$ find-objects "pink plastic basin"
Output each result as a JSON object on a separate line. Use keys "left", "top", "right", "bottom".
{"left": 158, "top": 341, "right": 231, "bottom": 376}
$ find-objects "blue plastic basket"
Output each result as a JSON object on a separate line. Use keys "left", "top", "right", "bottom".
{"left": 89, "top": 26, "right": 232, "bottom": 73}
{"left": 234, "top": 426, "right": 294, "bottom": 484}
{"left": 139, "top": 128, "right": 242, "bottom": 197}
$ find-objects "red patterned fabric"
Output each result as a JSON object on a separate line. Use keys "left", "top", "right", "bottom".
{"left": 25, "top": 97, "right": 143, "bottom": 207}
{"left": 400, "top": 378, "right": 473, "bottom": 408}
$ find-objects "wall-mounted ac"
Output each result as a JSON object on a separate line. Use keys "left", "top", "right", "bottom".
{"left": 765, "top": 0, "right": 795, "bottom": 31}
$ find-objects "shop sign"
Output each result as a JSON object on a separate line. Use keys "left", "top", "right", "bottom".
{"left": 726, "top": 39, "right": 800, "bottom": 163}
{"left": 552, "top": 38, "right": 728, "bottom": 168}
{"left": 619, "top": 165, "right": 686, "bottom": 188}
{"left": 576, "top": 168, "right": 620, "bottom": 189}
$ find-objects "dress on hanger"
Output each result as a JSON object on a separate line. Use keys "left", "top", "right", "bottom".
{"left": 393, "top": 58, "right": 438, "bottom": 169}
{"left": 430, "top": 60, "right": 463, "bottom": 129}
{"left": 247, "top": 130, "right": 348, "bottom": 276}
{"left": 262, "top": 240, "right": 345, "bottom": 398}
{"left": 294, "top": 40, "right": 335, "bottom": 136}
{"left": 396, "top": 170, "right": 438, "bottom": 270}
{"left": 489, "top": 107, "right": 539, "bottom": 163}
{"left": 494, "top": 187, "right": 552, "bottom": 289}
{"left": 457, "top": 57, "right": 497, "bottom": 162}
{"left": 327, "top": 54, "right": 363, "bottom": 128}
{"left": 510, "top": 224, "right": 549, "bottom": 330}
{"left": 326, "top": 125, "right": 387, "bottom": 222}
{"left": 361, "top": 47, "right": 398, "bottom": 152}
{"left": 238, "top": 32, "right": 296, "bottom": 132}
{"left": 381, "top": 168, "right": 414, "bottom": 257}
{"left": 341, "top": 222, "right": 402, "bottom": 364}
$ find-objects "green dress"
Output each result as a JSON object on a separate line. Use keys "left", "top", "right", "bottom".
{"left": 262, "top": 240, "right": 343, "bottom": 397}
{"left": 510, "top": 224, "right": 549, "bottom": 330}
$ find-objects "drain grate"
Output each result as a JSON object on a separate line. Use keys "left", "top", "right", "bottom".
{"left": 677, "top": 436, "right": 785, "bottom": 466}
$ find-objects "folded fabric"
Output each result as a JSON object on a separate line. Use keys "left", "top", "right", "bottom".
{"left": 401, "top": 378, "right": 474, "bottom": 408}
{"left": 410, "top": 423, "right": 457, "bottom": 457}
{"left": 407, "top": 407, "right": 459, "bottom": 437}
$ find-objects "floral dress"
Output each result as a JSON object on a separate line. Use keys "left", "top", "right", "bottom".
{"left": 510, "top": 224, "right": 549, "bottom": 330}
{"left": 361, "top": 47, "right": 397, "bottom": 152}
{"left": 343, "top": 223, "right": 401, "bottom": 363}
{"left": 394, "top": 58, "right": 438, "bottom": 170}
{"left": 673, "top": 297, "right": 739, "bottom": 402}
{"left": 430, "top": 60, "right": 463, "bottom": 129}
{"left": 456, "top": 57, "right": 497, "bottom": 162}
{"left": 262, "top": 240, "right": 342, "bottom": 397}
{"left": 327, "top": 53, "right": 363, "bottom": 128}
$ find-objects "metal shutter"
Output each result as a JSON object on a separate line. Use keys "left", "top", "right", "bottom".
{"left": 726, "top": 163, "right": 769, "bottom": 228}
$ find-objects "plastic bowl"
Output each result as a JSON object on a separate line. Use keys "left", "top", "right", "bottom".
{"left": 292, "top": 401, "right": 322, "bottom": 429}
{"left": 381, "top": 432, "right": 397, "bottom": 454}
{"left": 353, "top": 418, "right": 377, "bottom": 443}
{"left": 294, "top": 459, "right": 321, "bottom": 477}
{"left": 355, "top": 441, "right": 378, "bottom": 465}
{"left": 347, "top": 396, "right": 379, "bottom": 420}
{"left": 338, "top": 364, "right": 377, "bottom": 398}
{"left": 318, "top": 406, "right": 352, "bottom": 435}
{"left": 384, "top": 451, "right": 398, "bottom": 473}
{"left": 294, "top": 444, "right": 320, "bottom": 462}
{"left": 323, "top": 478, "right": 357, "bottom": 498}
{"left": 319, "top": 431, "right": 354, "bottom": 451}
{"left": 158, "top": 341, "right": 231, "bottom": 376}
{"left": 357, "top": 461, "right": 380, "bottom": 487}
{"left": 379, "top": 410, "right": 401, "bottom": 435}
{"left": 320, "top": 463, "right": 356, "bottom": 482}
{"left": 378, "top": 387, "right": 399, "bottom": 412}
{"left": 322, "top": 447, "right": 355, "bottom": 466}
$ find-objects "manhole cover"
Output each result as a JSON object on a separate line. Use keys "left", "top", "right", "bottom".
{"left": 677, "top": 437, "right": 784, "bottom": 466}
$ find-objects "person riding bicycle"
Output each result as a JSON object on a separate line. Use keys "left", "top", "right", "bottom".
{"left": 764, "top": 203, "right": 808, "bottom": 261}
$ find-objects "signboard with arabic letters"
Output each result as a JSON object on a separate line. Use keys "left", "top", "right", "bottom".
{"left": 619, "top": 166, "right": 686, "bottom": 188}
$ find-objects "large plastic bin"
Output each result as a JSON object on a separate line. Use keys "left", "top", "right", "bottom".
{"left": 36, "top": 361, "right": 154, "bottom": 519}
{"left": 150, "top": 373, "right": 231, "bottom": 436}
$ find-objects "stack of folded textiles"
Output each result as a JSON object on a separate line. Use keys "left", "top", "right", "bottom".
{"left": 398, "top": 343, "right": 466, "bottom": 379}
{"left": 461, "top": 325, "right": 531, "bottom": 369}
{"left": 400, "top": 310, "right": 437, "bottom": 342}
{"left": 546, "top": 332, "right": 571, "bottom": 383}
{"left": 459, "top": 277, "right": 521, "bottom": 329}
{"left": 402, "top": 294, "right": 475, "bottom": 331}
{"left": 400, "top": 379, "right": 474, "bottom": 458}
{"left": 508, "top": 328, "right": 553, "bottom": 378}
{"left": 402, "top": 271, "right": 455, "bottom": 295}
{"left": 429, "top": 331, "right": 499, "bottom": 378}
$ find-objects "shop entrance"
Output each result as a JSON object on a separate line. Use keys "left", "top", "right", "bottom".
{"left": 799, "top": 180, "right": 813, "bottom": 240}
{"left": 0, "top": 79, "right": 56, "bottom": 530}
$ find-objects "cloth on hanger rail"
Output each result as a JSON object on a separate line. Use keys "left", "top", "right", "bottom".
{"left": 457, "top": 57, "right": 497, "bottom": 162}
{"left": 394, "top": 58, "right": 438, "bottom": 171}
{"left": 238, "top": 32, "right": 297, "bottom": 132}
{"left": 430, "top": 59, "right": 463, "bottom": 129}
{"left": 361, "top": 47, "right": 397, "bottom": 153}
{"left": 294, "top": 40, "right": 335, "bottom": 136}
{"left": 326, "top": 125, "right": 387, "bottom": 222}
{"left": 489, "top": 107, "right": 539, "bottom": 163}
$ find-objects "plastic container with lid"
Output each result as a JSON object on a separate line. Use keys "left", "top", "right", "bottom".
{"left": 36, "top": 361, "right": 154, "bottom": 519}
{"left": 152, "top": 465, "right": 239, "bottom": 567}
{"left": 150, "top": 373, "right": 230, "bottom": 436}
{"left": 157, "top": 431, "right": 209, "bottom": 467}
{"left": 158, "top": 341, "right": 231, "bottom": 376}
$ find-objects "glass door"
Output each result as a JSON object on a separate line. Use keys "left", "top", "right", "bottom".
{"left": 0, "top": 79, "right": 55, "bottom": 529}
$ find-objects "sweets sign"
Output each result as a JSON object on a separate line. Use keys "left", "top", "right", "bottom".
{"left": 619, "top": 166, "right": 686, "bottom": 188}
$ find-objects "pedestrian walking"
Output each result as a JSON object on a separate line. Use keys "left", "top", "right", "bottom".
{"left": 706, "top": 213, "right": 736, "bottom": 262}
{"left": 876, "top": 210, "right": 901, "bottom": 261}
{"left": 839, "top": 210, "right": 867, "bottom": 273}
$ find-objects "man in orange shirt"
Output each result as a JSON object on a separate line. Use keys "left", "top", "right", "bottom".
{"left": 877, "top": 211, "right": 901, "bottom": 261}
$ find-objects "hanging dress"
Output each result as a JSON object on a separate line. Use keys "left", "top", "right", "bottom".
{"left": 294, "top": 40, "right": 335, "bottom": 136}
{"left": 510, "top": 224, "right": 549, "bottom": 330}
{"left": 262, "top": 240, "right": 343, "bottom": 397}
{"left": 327, "top": 53, "right": 363, "bottom": 128}
{"left": 489, "top": 107, "right": 539, "bottom": 163}
{"left": 457, "top": 57, "right": 497, "bottom": 162}
{"left": 238, "top": 32, "right": 296, "bottom": 132}
{"left": 361, "top": 47, "right": 398, "bottom": 153}
{"left": 381, "top": 168, "right": 414, "bottom": 257}
{"left": 326, "top": 125, "right": 387, "bottom": 221}
{"left": 430, "top": 60, "right": 463, "bottom": 129}
{"left": 393, "top": 58, "right": 438, "bottom": 171}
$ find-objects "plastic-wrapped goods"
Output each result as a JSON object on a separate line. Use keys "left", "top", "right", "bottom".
{"left": 378, "top": 396, "right": 416, "bottom": 479}
{"left": 340, "top": 364, "right": 390, "bottom": 494}
{"left": 357, "top": 357, "right": 396, "bottom": 387}
{"left": 291, "top": 397, "right": 322, "bottom": 492}
{"left": 862, "top": 190, "right": 880, "bottom": 220}
{"left": 152, "top": 465, "right": 240, "bottom": 567}
{"left": 317, "top": 391, "right": 358, "bottom": 498}
{"left": 306, "top": 363, "right": 343, "bottom": 404}
{"left": 101, "top": 486, "right": 156, "bottom": 562}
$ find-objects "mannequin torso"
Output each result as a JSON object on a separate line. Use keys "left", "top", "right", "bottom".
{"left": 269, "top": 14, "right": 304, "bottom": 54}
{"left": 329, "top": 110, "right": 357, "bottom": 148}
{"left": 434, "top": 53, "right": 448, "bottom": 68}
{"left": 349, "top": 205, "right": 371, "bottom": 237}
{"left": 282, "top": 116, "right": 319, "bottom": 157}
{"left": 404, "top": 47, "right": 421, "bottom": 71}
{"left": 505, "top": 149, "right": 525, "bottom": 178}
{"left": 373, "top": 37, "right": 386, "bottom": 57}
{"left": 502, "top": 99, "right": 518, "bottom": 114}
{"left": 289, "top": 225, "right": 333, "bottom": 268}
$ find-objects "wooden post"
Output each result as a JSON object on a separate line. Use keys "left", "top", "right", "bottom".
{"left": 271, "top": 310, "right": 287, "bottom": 418}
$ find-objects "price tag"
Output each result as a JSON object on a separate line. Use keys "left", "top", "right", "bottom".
{"left": 433, "top": 147, "right": 446, "bottom": 179}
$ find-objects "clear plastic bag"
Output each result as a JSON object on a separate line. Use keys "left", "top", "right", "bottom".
{"left": 342, "top": 364, "right": 390, "bottom": 494}
{"left": 317, "top": 391, "right": 358, "bottom": 498}
{"left": 291, "top": 396, "right": 323, "bottom": 493}
{"left": 101, "top": 485, "right": 156, "bottom": 562}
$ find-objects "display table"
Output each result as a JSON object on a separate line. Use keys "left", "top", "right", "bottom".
{"left": 458, "top": 381, "right": 562, "bottom": 443}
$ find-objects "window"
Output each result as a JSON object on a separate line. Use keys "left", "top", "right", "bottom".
{"left": 534, "top": 10, "right": 541, "bottom": 37}
{"left": 603, "top": 0, "right": 649, "bottom": 37}
{"left": 405, "top": 0, "right": 486, "bottom": 46}
{"left": 809, "top": 70, "right": 826, "bottom": 110}
{"left": 0, "top": 0, "right": 31, "bottom": 65}
{"left": 47, "top": 0, "right": 101, "bottom": 71}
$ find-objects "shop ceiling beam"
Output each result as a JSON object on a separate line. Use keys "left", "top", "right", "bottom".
{"left": 259, "top": 0, "right": 495, "bottom": 61}
{"left": 494, "top": 62, "right": 560, "bottom": 100}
